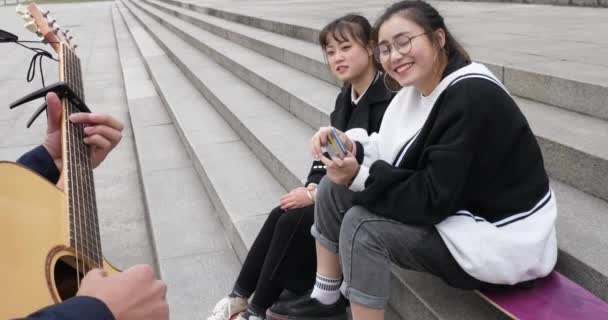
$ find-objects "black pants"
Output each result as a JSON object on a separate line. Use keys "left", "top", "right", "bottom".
{"left": 233, "top": 205, "right": 316, "bottom": 311}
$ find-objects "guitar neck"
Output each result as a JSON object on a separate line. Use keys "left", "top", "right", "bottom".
{"left": 59, "top": 43, "right": 103, "bottom": 268}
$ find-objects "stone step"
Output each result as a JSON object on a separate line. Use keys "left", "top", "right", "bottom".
{"left": 116, "top": 0, "right": 288, "bottom": 262}
{"left": 123, "top": 0, "right": 317, "bottom": 191}
{"left": 159, "top": 0, "right": 608, "bottom": 122}
{"left": 112, "top": 5, "right": 243, "bottom": 318}
{"left": 142, "top": 0, "right": 337, "bottom": 86}
{"left": 118, "top": 1, "right": 508, "bottom": 319}
{"left": 133, "top": 0, "right": 336, "bottom": 130}
{"left": 128, "top": 0, "right": 608, "bottom": 203}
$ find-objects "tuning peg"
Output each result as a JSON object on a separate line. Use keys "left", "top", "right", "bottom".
{"left": 73, "top": 45, "right": 78, "bottom": 50}
{"left": 64, "top": 29, "right": 70, "bottom": 34}
{"left": 24, "top": 21, "right": 38, "bottom": 34}
{"left": 68, "top": 36, "right": 73, "bottom": 41}
{"left": 43, "top": 10, "right": 51, "bottom": 18}
{"left": 21, "top": 14, "right": 33, "bottom": 24}
{"left": 49, "top": 19, "right": 57, "bottom": 26}
{"left": 16, "top": 4, "right": 28, "bottom": 16}
{"left": 53, "top": 27, "right": 60, "bottom": 35}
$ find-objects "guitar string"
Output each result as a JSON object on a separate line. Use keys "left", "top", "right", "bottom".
{"left": 64, "top": 43, "right": 81, "bottom": 288}
{"left": 73, "top": 48, "right": 99, "bottom": 268}
{"left": 69, "top": 47, "right": 90, "bottom": 276}
{"left": 76, "top": 52, "right": 102, "bottom": 268}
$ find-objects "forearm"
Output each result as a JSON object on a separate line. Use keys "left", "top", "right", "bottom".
{"left": 25, "top": 296, "right": 114, "bottom": 320}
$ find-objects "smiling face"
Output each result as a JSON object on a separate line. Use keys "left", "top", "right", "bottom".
{"left": 377, "top": 14, "right": 445, "bottom": 94}
{"left": 324, "top": 32, "right": 374, "bottom": 83}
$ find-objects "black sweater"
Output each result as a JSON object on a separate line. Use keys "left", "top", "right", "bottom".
{"left": 353, "top": 76, "right": 549, "bottom": 226}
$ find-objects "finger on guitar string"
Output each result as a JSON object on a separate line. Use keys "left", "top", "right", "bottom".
{"left": 84, "top": 125, "right": 123, "bottom": 146}
{"left": 83, "top": 134, "right": 112, "bottom": 151}
{"left": 70, "top": 112, "right": 125, "bottom": 132}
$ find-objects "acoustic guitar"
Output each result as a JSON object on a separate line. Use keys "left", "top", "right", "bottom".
{"left": 0, "top": 3, "right": 119, "bottom": 318}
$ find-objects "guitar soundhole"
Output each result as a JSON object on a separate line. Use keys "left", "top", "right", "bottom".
{"left": 53, "top": 256, "right": 86, "bottom": 301}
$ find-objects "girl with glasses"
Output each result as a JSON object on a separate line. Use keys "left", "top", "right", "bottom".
{"left": 207, "top": 14, "right": 394, "bottom": 320}
{"left": 269, "top": 1, "right": 557, "bottom": 320}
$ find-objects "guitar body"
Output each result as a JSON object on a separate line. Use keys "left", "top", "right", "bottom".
{"left": 0, "top": 161, "right": 119, "bottom": 319}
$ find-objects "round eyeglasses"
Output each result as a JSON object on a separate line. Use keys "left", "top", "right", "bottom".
{"left": 373, "top": 33, "right": 427, "bottom": 63}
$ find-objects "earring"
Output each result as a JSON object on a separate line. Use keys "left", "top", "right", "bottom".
{"left": 383, "top": 72, "right": 401, "bottom": 93}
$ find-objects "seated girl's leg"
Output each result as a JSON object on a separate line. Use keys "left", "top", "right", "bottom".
{"left": 309, "top": 177, "right": 354, "bottom": 304}
{"left": 248, "top": 205, "right": 316, "bottom": 315}
{"left": 339, "top": 206, "right": 487, "bottom": 317}
{"left": 311, "top": 176, "right": 354, "bottom": 256}
{"left": 233, "top": 206, "right": 285, "bottom": 297}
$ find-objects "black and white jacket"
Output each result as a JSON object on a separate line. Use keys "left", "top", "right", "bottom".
{"left": 305, "top": 73, "right": 394, "bottom": 186}
{"left": 346, "top": 62, "right": 557, "bottom": 285}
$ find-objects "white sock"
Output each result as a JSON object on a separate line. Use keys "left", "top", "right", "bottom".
{"left": 310, "top": 273, "right": 342, "bottom": 305}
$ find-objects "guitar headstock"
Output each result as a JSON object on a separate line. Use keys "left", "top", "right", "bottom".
{"left": 16, "top": 2, "right": 77, "bottom": 54}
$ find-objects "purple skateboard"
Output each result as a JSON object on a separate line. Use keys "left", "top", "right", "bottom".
{"left": 479, "top": 272, "right": 608, "bottom": 320}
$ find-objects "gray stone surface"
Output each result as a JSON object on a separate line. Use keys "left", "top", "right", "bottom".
{"left": 114, "top": 6, "right": 243, "bottom": 318}
{"left": 390, "top": 269, "right": 508, "bottom": 320}
{"left": 129, "top": 0, "right": 336, "bottom": 129}
{"left": 128, "top": 96, "right": 173, "bottom": 127}
{"left": 0, "top": 2, "right": 155, "bottom": 270}
{"left": 119, "top": 3, "right": 289, "bottom": 276}
{"left": 143, "top": 0, "right": 335, "bottom": 84}
{"left": 552, "top": 179, "right": 608, "bottom": 300}
{"left": 181, "top": 0, "right": 608, "bottom": 120}
{"left": 516, "top": 97, "right": 608, "bottom": 201}
{"left": 135, "top": 124, "right": 192, "bottom": 173}
{"left": 122, "top": 0, "right": 312, "bottom": 190}
{"left": 143, "top": 167, "right": 230, "bottom": 259}
{"left": 160, "top": 250, "right": 241, "bottom": 320}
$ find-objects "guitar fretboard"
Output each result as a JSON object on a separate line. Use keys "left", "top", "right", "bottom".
{"left": 61, "top": 43, "right": 102, "bottom": 270}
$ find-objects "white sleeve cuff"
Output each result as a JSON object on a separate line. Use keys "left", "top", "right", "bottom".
{"left": 349, "top": 165, "right": 369, "bottom": 192}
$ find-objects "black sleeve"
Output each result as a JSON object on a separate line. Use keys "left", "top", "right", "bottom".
{"left": 352, "top": 82, "right": 485, "bottom": 225}
{"left": 305, "top": 160, "right": 326, "bottom": 187}
{"left": 24, "top": 296, "right": 114, "bottom": 320}
{"left": 16, "top": 145, "right": 60, "bottom": 184}
{"left": 307, "top": 92, "right": 345, "bottom": 186}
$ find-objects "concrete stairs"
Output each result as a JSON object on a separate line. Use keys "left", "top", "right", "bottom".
{"left": 112, "top": 0, "right": 608, "bottom": 318}
{"left": 112, "top": 6, "right": 243, "bottom": 318}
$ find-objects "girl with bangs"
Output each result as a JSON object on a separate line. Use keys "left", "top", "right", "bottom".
{"left": 207, "top": 14, "right": 394, "bottom": 320}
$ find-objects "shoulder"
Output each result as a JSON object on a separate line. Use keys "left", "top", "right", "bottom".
{"left": 440, "top": 77, "right": 515, "bottom": 116}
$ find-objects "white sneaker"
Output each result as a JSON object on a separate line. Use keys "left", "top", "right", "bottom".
{"left": 207, "top": 296, "right": 248, "bottom": 320}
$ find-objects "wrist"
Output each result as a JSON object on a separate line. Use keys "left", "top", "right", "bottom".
{"left": 347, "top": 165, "right": 361, "bottom": 187}
{"left": 306, "top": 189, "right": 315, "bottom": 203}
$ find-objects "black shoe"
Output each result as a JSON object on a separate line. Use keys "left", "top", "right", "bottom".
{"left": 277, "top": 289, "right": 312, "bottom": 303}
{"left": 267, "top": 295, "right": 347, "bottom": 320}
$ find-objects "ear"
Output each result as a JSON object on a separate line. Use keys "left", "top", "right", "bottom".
{"left": 366, "top": 41, "right": 375, "bottom": 56}
{"left": 435, "top": 28, "right": 446, "bottom": 50}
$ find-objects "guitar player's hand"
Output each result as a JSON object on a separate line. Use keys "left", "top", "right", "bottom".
{"left": 77, "top": 264, "right": 169, "bottom": 320}
{"left": 43, "top": 92, "right": 124, "bottom": 171}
